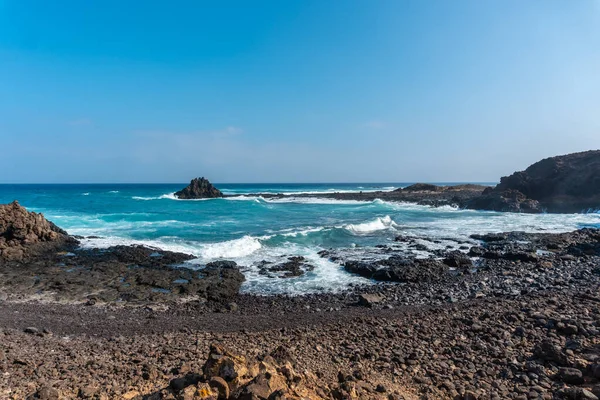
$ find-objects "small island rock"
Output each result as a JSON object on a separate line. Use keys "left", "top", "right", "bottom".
{"left": 174, "top": 177, "right": 223, "bottom": 199}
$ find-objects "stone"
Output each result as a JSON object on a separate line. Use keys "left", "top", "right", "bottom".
{"left": 209, "top": 376, "right": 230, "bottom": 399}
{"left": 203, "top": 345, "right": 253, "bottom": 391}
{"left": 24, "top": 327, "right": 39, "bottom": 335}
{"left": 358, "top": 293, "right": 384, "bottom": 307}
{"left": 122, "top": 391, "right": 141, "bottom": 400}
{"left": 78, "top": 386, "right": 98, "bottom": 398}
{"left": 35, "top": 386, "right": 60, "bottom": 400}
{"left": 558, "top": 367, "right": 584, "bottom": 384}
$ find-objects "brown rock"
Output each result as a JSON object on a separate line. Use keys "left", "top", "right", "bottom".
{"left": 209, "top": 376, "right": 230, "bottom": 399}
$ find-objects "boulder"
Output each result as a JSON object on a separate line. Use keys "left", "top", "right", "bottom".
{"left": 557, "top": 367, "right": 584, "bottom": 384}
{"left": 443, "top": 251, "right": 473, "bottom": 270}
{"left": 175, "top": 178, "right": 223, "bottom": 199}
{"left": 358, "top": 293, "right": 384, "bottom": 307}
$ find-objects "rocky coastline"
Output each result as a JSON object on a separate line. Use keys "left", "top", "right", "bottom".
{"left": 1, "top": 191, "right": 600, "bottom": 398}
{"left": 218, "top": 151, "right": 600, "bottom": 214}
{"left": 2, "top": 149, "right": 600, "bottom": 399}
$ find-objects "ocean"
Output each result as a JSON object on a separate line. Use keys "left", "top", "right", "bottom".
{"left": 2, "top": 183, "right": 599, "bottom": 295}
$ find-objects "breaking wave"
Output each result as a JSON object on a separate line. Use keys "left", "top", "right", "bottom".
{"left": 343, "top": 215, "right": 398, "bottom": 234}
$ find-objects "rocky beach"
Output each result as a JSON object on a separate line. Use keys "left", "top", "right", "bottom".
{"left": 1, "top": 151, "right": 600, "bottom": 399}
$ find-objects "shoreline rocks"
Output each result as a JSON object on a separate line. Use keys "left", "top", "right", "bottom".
{"left": 228, "top": 150, "right": 600, "bottom": 214}
{"left": 0, "top": 200, "right": 77, "bottom": 261}
{"left": 466, "top": 150, "right": 600, "bottom": 213}
{"left": 175, "top": 177, "right": 223, "bottom": 199}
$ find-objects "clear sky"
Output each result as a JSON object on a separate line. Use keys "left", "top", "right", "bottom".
{"left": 1, "top": 0, "right": 599, "bottom": 183}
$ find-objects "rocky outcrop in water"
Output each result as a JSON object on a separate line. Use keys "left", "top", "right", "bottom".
{"left": 0, "top": 201, "right": 74, "bottom": 261}
{"left": 467, "top": 150, "right": 600, "bottom": 213}
{"left": 175, "top": 177, "right": 223, "bottom": 199}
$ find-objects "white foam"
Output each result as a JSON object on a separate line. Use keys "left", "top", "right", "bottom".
{"left": 78, "top": 236, "right": 201, "bottom": 255}
{"left": 108, "top": 190, "right": 119, "bottom": 193}
{"left": 265, "top": 197, "right": 371, "bottom": 205}
{"left": 224, "top": 195, "right": 266, "bottom": 203}
{"left": 280, "top": 226, "right": 325, "bottom": 237}
{"left": 81, "top": 193, "right": 90, "bottom": 196}
{"left": 344, "top": 215, "right": 397, "bottom": 234}
{"left": 197, "top": 235, "right": 263, "bottom": 259}
{"left": 132, "top": 193, "right": 213, "bottom": 201}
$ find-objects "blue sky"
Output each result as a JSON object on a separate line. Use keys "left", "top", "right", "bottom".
{"left": 0, "top": 0, "right": 599, "bottom": 183}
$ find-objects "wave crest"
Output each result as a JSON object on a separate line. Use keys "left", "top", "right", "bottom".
{"left": 344, "top": 215, "right": 397, "bottom": 234}
{"left": 198, "top": 235, "right": 263, "bottom": 259}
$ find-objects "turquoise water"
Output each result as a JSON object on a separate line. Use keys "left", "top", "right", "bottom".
{"left": 1, "top": 183, "right": 599, "bottom": 294}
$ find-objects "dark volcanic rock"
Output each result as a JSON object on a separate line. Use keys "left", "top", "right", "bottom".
{"left": 466, "top": 188, "right": 542, "bottom": 213}
{"left": 467, "top": 150, "right": 600, "bottom": 213}
{"left": 398, "top": 183, "right": 443, "bottom": 192}
{"left": 443, "top": 251, "right": 473, "bottom": 270}
{"left": 345, "top": 257, "right": 448, "bottom": 283}
{"left": 0, "top": 201, "right": 76, "bottom": 261}
{"left": 175, "top": 177, "right": 223, "bottom": 199}
{"left": 258, "top": 256, "right": 315, "bottom": 278}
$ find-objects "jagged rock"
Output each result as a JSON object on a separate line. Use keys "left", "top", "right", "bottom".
{"left": 0, "top": 201, "right": 74, "bottom": 261}
{"left": 345, "top": 257, "right": 448, "bottom": 283}
{"left": 193, "top": 345, "right": 326, "bottom": 400}
{"left": 202, "top": 344, "right": 255, "bottom": 392}
{"left": 258, "top": 256, "right": 315, "bottom": 278}
{"left": 467, "top": 150, "right": 600, "bottom": 213}
{"left": 466, "top": 188, "right": 541, "bottom": 213}
{"left": 175, "top": 178, "right": 223, "bottom": 199}
{"left": 443, "top": 251, "right": 473, "bottom": 269}
{"left": 208, "top": 377, "right": 229, "bottom": 399}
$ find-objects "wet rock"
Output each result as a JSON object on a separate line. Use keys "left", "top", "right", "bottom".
{"left": 259, "top": 256, "right": 314, "bottom": 278}
{"left": 345, "top": 257, "right": 448, "bottom": 283}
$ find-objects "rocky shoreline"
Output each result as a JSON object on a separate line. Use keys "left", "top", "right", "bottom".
{"left": 216, "top": 151, "right": 600, "bottom": 214}
{"left": 1, "top": 202, "right": 600, "bottom": 398}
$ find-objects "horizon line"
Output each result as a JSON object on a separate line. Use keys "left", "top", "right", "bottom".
{"left": 0, "top": 181, "right": 499, "bottom": 185}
